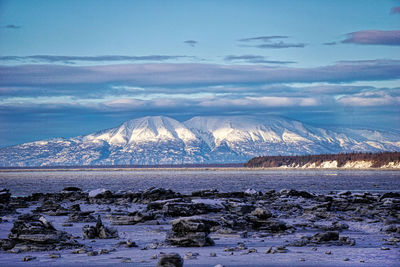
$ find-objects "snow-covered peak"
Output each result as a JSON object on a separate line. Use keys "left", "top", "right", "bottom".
{"left": 185, "top": 115, "right": 317, "bottom": 145}
{"left": 86, "top": 116, "right": 198, "bottom": 146}
{"left": 1, "top": 115, "right": 399, "bottom": 166}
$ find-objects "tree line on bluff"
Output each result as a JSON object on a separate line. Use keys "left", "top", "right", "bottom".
{"left": 245, "top": 152, "right": 400, "bottom": 168}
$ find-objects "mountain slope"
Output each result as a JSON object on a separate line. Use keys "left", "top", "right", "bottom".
{"left": 0, "top": 115, "right": 399, "bottom": 166}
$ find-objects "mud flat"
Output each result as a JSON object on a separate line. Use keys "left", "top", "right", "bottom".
{"left": 0, "top": 187, "right": 399, "bottom": 266}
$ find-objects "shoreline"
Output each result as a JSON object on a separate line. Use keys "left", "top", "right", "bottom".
{"left": 1, "top": 167, "right": 400, "bottom": 172}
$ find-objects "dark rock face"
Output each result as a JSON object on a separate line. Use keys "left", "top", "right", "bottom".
{"left": 166, "top": 216, "right": 216, "bottom": 247}
{"left": 33, "top": 202, "right": 69, "bottom": 216}
{"left": 288, "top": 231, "right": 355, "bottom": 247}
{"left": 162, "top": 202, "right": 223, "bottom": 217}
{"left": 0, "top": 188, "right": 11, "bottom": 203}
{"left": 62, "top": 187, "right": 82, "bottom": 192}
{"left": 312, "top": 231, "right": 339, "bottom": 242}
{"left": 0, "top": 188, "right": 14, "bottom": 215}
{"left": 82, "top": 216, "right": 118, "bottom": 239}
{"left": 5, "top": 213, "right": 80, "bottom": 251}
{"left": 141, "top": 187, "right": 179, "bottom": 203}
{"left": 157, "top": 252, "right": 184, "bottom": 267}
{"left": 107, "top": 211, "right": 154, "bottom": 225}
{"left": 67, "top": 211, "right": 96, "bottom": 223}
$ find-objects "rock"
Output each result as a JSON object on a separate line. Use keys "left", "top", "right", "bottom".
{"left": 82, "top": 215, "right": 118, "bottom": 239}
{"left": 244, "top": 188, "right": 259, "bottom": 195}
{"left": 184, "top": 251, "right": 199, "bottom": 260}
{"left": 226, "top": 201, "right": 254, "bottom": 216}
{"left": 22, "top": 256, "right": 36, "bottom": 261}
{"left": 0, "top": 188, "right": 11, "bottom": 203}
{"left": 8, "top": 213, "right": 80, "bottom": 251}
{"left": 251, "top": 208, "right": 272, "bottom": 219}
{"left": 276, "top": 246, "right": 287, "bottom": 253}
{"left": 62, "top": 187, "right": 82, "bottom": 192}
{"left": 380, "top": 192, "right": 400, "bottom": 200}
{"left": 33, "top": 202, "right": 69, "bottom": 216}
{"left": 107, "top": 211, "right": 154, "bottom": 225}
{"left": 163, "top": 201, "right": 223, "bottom": 217}
{"left": 338, "top": 191, "right": 351, "bottom": 196}
{"left": 157, "top": 253, "right": 184, "bottom": 267}
{"left": 87, "top": 250, "right": 98, "bottom": 256}
{"left": 280, "top": 189, "right": 314, "bottom": 198}
{"left": 315, "top": 221, "right": 349, "bottom": 231}
{"left": 49, "top": 253, "right": 61, "bottom": 258}
{"left": 142, "top": 187, "right": 178, "bottom": 203}
{"left": 210, "top": 252, "right": 217, "bottom": 257}
{"left": 67, "top": 211, "right": 96, "bottom": 223}
{"left": 312, "top": 231, "right": 339, "bottom": 243}
{"left": 121, "top": 257, "right": 132, "bottom": 263}
{"left": 68, "top": 204, "right": 81, "bottom": 212}
{"left": 88, "top": 188, "right": 112, "bottom": 198}
{"left": 166, "top": 216, "right": 216, "bottom": 247}
{"left": 0, "top": 239, "right": 16, "bottom": 250}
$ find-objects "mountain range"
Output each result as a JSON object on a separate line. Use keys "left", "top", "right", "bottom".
{"left": 0, "top": 115, "right": 399, "bottom": 167}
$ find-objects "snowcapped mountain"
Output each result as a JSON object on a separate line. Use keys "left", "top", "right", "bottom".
{"left": 0, "top": 115, "right": 399, "bottom": 166}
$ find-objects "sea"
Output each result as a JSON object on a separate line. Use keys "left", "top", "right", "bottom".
{"left": 1, "top": 169, "right": 400, "bottom": 197}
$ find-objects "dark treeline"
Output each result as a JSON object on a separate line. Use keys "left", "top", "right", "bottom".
{"left": 245, "top": 152, "right": 400, "bottom": 168}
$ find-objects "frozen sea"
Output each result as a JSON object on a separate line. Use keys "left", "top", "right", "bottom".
{"left": 1, "top": 169, "right": 399, "bottom": 196}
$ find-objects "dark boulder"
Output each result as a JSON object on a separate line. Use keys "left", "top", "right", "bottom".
{"left": 166, "top": 216, "right": 217, "bottom": 247}
{"left": 157, "top": 253, "right": 184, "bottom": 267}
{"left": 82, "top": 215, "right": 118, "bottom": 239}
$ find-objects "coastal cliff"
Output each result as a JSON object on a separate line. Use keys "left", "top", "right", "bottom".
{"left": 245, "top": 152, "right": 400, "bottom": 169}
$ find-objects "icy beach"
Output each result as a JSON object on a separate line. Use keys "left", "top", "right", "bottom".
{"left": 0, "top": 179, "right": 399, "bottom": 266}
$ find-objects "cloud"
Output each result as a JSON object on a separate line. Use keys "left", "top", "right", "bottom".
{"left": 184, "top": 40, "right": 197, "bottom": 47}
{"left": 224, "top": 55, "right": 295, "bottom": 64}
{"left": 1, "top": 59, "right": 400, "bottom": 87}
{"left": 199, "top": 96, "right": 318, "bottom": 108}
{"left": 390, "top": 6, "right": 400, "bottom": 14}
{"left": 323, "top": 42, "right": 337, "bottom": 46}
{"left": 238, "top": 36, "right": 288, "bottom": 42}
{"left": 0, "top": 55, "right": 192, "bottom": 64}
{"left": 5, "top": 24, "right": 21, "bottom": 29}
{"left": 238, "top": 35, "right": 306, "bottom": 49}
{"left": 338, "top": 91, "right": 400, "bottom": 107}
{"left": 255, "top": 42, "right": 306, "bottom": 49}
{"left": 342, "top": 30, "right": 400, "bottom": 46}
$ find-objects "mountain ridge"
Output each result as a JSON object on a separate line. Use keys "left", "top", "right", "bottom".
{"left": 0, "top": 115, "right": 399, "bottom": 167}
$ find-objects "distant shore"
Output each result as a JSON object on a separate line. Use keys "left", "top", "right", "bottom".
{"left": 1, "top": 166, "right": 400, "bottom": 172}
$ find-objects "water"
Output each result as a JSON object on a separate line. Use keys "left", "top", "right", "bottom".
{"left": 0, "top": 169, "right": 399, "bottom": 196}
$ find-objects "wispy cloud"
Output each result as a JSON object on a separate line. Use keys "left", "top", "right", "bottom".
{"left": 390, "top": 6, "right": 400, "bottom": 14}
{"left": 238, "top": 36, "right": 288, "bottom": 42}
{"left": 1, "top": 59, "right": 399, "bottom": 87}
{"left": 238, "top": 35, "right": 306, "bottom": 49}
{"left": 338, "top": 91, "right": 400, "bottom": 107}
{"left": 184, "top": 40, "right": 198, "bottom": 47}
{"left": 342, "top": 30, "right": 400, "bottom": 46}
{"left": 0, "top": 55, "right": 192, "bottom": 64}
{"left": 224, "top": 55, "right": 295, "bottom": 64}
{"left": 323, "top": 42, "right": 337, "bottom": 46}
{"left": 4, "top": 24, "right": 21, "bottom": 29}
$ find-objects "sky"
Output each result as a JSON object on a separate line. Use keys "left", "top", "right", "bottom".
{"left": 0, "top": 0, "right": 400, "bottom": 147}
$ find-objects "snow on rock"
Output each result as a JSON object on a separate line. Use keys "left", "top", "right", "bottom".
{"left": 342, "top": 161, "right": 373, "bottom": 169}
{"left": 88, "top": 188, "right": 110, "bottom": 198}
{"left": 245, "top": 188, "right": 258, "bottom": 195}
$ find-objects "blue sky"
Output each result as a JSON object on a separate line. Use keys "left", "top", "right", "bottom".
{"left": 0, "top": 0, "right": 400, "bottom": 147}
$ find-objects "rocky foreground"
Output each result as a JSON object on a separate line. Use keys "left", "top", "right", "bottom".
{"left": 0, "top": 187, "right": 399, "bottom": 266}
